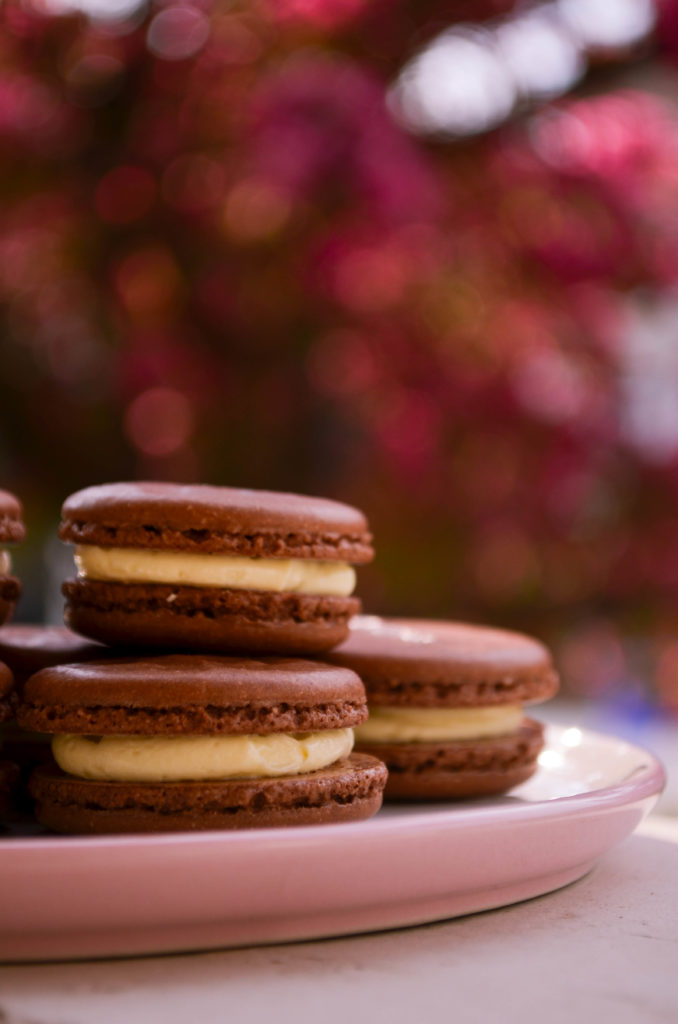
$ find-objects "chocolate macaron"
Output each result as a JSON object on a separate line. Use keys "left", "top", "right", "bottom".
{"left": 326, "top": 616, "right": 559, "bottom": 800}
{"left": 0, "top": 490, "right": 25, "bottom": 625}
{"left": 59, "top": 483, "right": 373, "bottom": 654}
{"left": 18, "top": 654, "right": 387, "bottom": 833}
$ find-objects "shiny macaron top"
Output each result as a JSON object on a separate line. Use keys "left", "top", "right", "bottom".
{"left": 18, "top": 654, "right": 368, "bottom": 735}
{"left": 325, "top": 616, "right": 559, "bottom": 707}
{"left": 58, "top": 482, "right": 373, "bottom": 562}
{"left": 0, "top": 491, "right": 25, "bottom": 546}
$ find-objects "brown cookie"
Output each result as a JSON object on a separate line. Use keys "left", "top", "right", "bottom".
{"left": 0, "top": 490, "right": 25, "bottom": 626}
{"left": 19, "top": 653, "right": 387, "bottom": 833}
{"left": 61, "top": 580, "right": 359, "bottom": 654}
{"left": 29, "top": 754, "right": 387, "bottom": 833}
{"left": 326, "top": 616, "right": 559, "bottom": 800}
{"left": 19, "top": 654, "right": 369, "bottom": 735}
{"left": 358, "top": 720, "right": 544, "bottom": 799}
{"left": 59, "top": 482, "right": 373, "bottom": 654}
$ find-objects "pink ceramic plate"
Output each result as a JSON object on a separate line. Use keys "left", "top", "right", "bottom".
{"left": 0, "top": 725, "right": 665, "bottom": 962}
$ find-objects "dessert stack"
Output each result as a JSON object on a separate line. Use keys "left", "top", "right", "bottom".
{"left": 17, "top": 483, "right": 388, "bottom": 832}
{"left": 10, "top": 479, "right": 560, "bottom": 834}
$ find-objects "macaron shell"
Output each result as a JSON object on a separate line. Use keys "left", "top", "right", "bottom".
{"left": 19, "top": 653, "right": 368, "bottom": 735}
{"left": 23, "top": 653, "right": 366, "bottom": 705}
{"left": 62, "top": 579, "right": 360, "bottom": 655}
{"left": 327, "top": 617, "right": 559, "bottom": 707}
{"left": 59, "top": 482, "right": 373, "bottom": 561}
{"left": 28, "top": 753, "right": 388, "bottom": 833}
{"left": 357, "top": 718, "right": 544, "bottom": 800}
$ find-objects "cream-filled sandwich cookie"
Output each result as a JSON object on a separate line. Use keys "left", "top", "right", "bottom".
{"left": 59, "top": 482, "right": 373, "bottom": 654}
{"left": 326, "top": 616, "right": 559, "bottom": 800}
{"left": 18, "top": 654, "right": 387, "bottom": 832}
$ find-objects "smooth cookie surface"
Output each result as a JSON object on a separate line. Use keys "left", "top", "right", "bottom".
{"left": 19, "top": 653, "right": 368, "bottom": 735}
{"left": 327, "top": 616, "right": 559, "bottom": 707}
{"left": 59, "top": 482, "right": 373, "bottom": 561}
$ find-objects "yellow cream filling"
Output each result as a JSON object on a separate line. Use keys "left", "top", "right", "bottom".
{"left": 74, "top": 545, "right": 356, "bottom": 596}
{"left": 52, "top": 729, "right": 355, "bottom": 782}
{"left": 355, "top": 705, "right": 524, "bottom": 743}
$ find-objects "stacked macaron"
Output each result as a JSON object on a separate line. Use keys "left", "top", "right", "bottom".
{"left": 58, "top": 482, "right": 372, "bottom": 654}
{"left": 18, "top": 483, "right": 387, "bottom": 833}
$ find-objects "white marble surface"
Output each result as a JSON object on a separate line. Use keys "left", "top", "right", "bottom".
{"left": 1, "top": 820, "right": 676, "bottom": 1024}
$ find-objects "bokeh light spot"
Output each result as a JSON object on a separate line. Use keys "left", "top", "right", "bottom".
{"left": 35, "top": 0, "right": 144, "bottom": 22}
{"left": 330, "top": 246, "right": 410, "bottom": 313}
{"left": 124, "top": 386, "right": 194, "bottom": 457}
{"left": 472, "top": 526, "right": 540, "bottom": 601}
{"left": 557, "top": 0, "right": 655, "bottom": 49}
{"left": 512, "top": 351, "right": 590, "bottom": 425}
{"left": 147, "top": 7, "right": 210, "bottom": 62}
{"left": 64, "top": 54, "right": 125, "bottom": 107}
{"left": 162, "top": 155, "right": 225, "bottom": 213}
{"left": 393, "top": 29, "right": 516, "bottom": 137}
{"left": 496, "top": 11, "right": 584, "bottom": 100}
{"left": 223, "top": 180, "right": 290, "bottom": 241}
{"left": 271, "top": 0, "right": 369, "bottom": 30}
{"left": 306, "top": 330, "right": 378, "bottom": 398}
{"left": 656, "top": 641, "right": 678, "bottom": 713}
{"left": 212, "top": 17, "right": 263, "bottom": 65}
{"left": 558, "top": 621, "right": 626, "bottom": 698}
{"left": 114, "top": 246, "right": 182, "bottom": 317}
{"left": 95, "top": 166, "right": 155, "bottom": 224}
